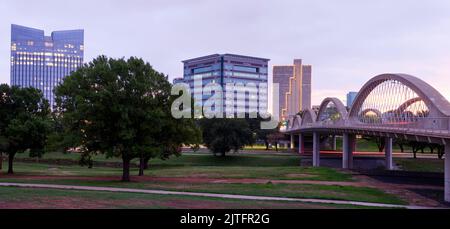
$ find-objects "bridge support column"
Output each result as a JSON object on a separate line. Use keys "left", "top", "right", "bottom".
{"left": 290, "top": 134, "right": 295, "bottom": 150}
{"left": 385, "top": 137, "right": 393, "bottom": 170}
{"left": 342, "top": 133, "right": 355, "bottom": 169}
{"left": 445, "top": 143, "right": 450, "bottom": 203}
{"left": 298, "top": 134, "right": 304, "bottom": 154}
{"left": 332, "top": 135, "right": 337, "bottom": 151}
{"left": 313, "top": 132, "right": 320, "bottom": 167}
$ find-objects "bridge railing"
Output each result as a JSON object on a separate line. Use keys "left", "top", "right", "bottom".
{"left": 347, "top": 117, "right": 449, "bottom": 131}
{"left": 285, "top": 117, "right": 450, "bottom": 135}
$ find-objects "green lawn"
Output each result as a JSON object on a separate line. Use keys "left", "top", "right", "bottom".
{"left": 395, "top": 158, "right": 444, "bottom": 173}
{"left": 14, "top": 151, "right": 122, "bottom": 163}
{"left": 0, "top": 179, "right": 405, "bottom": 205}
{"left": 14, "top": 151, "right": 299, "bottom": 166}
{"left": 0, "top": 186, "right": 390, "bottom": 209}
{"left": 334, "top": 138, "right": 412, "bottom": 152}
{"left": 5, "top": 153, "right": 353, "bottom": 181}
{"left": 0, "top": 152, "right": 408, "bottom": 207}
{"left": 244, "top": 145, "right": 288, "bottom": 151}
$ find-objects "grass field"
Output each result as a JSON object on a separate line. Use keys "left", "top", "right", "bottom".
{"left": 8, "top": 153, "right": 352, "bottom": 181}
{"left": 335, "top": 138, "right": 413, "bottom": 152}
{"left": 395, "top": 158, "right": 445, "bottom": 173}
{"left": 0, "top": 178, "right": 405, "bottom": 205}
{"left": 0, "top": 152, "right": 411, "bottom": 208}
{"left": 0, "top": 186, "right": 390, "bottom": 209}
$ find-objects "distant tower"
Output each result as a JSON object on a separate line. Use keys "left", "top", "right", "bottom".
{"left": 346, "top": 91, "right": 358, "bottom": 108}
{"left": 10, "top": 24, "right": 84, "bottom": 108}
{"left": 273, "top": 59, "right": 312, "bottom": 120}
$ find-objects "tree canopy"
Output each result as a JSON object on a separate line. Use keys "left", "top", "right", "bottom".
{"left": 54, "top": 56, "right": 200, "bottom": 181}
{"left": 0, "top": 84, "right": 52, "bottom": 174}
{"left": 199, "top": 118, "right": 254, "bottom": 156}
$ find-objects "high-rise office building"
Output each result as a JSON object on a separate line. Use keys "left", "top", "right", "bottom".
{"left": 346, "top": 91, "right": 358, "bottom": 108}
{"left": 273, "top": 59, "right": 312, "bottom": 121}
{"left": 179, "top": 54, "right": 269, "bottom": 116}
{"left": 10, "top": 24, "right": 84, "bottom": 108}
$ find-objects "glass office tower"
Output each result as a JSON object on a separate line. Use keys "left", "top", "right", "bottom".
{"left": 180, "top": 54, "right": 269, "bottom": 116}
{"left": 10, "top": 24, "right": 84, "bottom": 108}
{"left": 346, "top": 91, "right": 358, "bottom": 108}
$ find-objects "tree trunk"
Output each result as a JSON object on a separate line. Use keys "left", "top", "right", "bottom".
{"left": 122, "top": 157, "right": 131, "bottom": 182}
{"left": 376, "top": 137, "right": 385, "bottom": 152}
{"left": 138, "top": 156, "right": 145, "bottom": 176}
{"left": 398, "top": 144, "right": 404, "bottom": 153}
{"left": 438, "top": 148, "right": 444, "bottom": 159}
{"left": 0, "top": 152, "right": 3, "bottom": 171}
{"left": 221, "top": 151, "right": 226, "bottom": 157}
{"left": 265, "top": 140, "right": 269, "bottom": 150}
{"left": 8, "top": 153, "right": 15, "bottom": 174}
{"left": 144, "top": 157, "right": 150, "bottom": 170}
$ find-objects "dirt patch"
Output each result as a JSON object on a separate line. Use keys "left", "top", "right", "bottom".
{"left": 285, "top": 174, "right": 317, "bottom": 178}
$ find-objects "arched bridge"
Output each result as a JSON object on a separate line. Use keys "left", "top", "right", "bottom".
{"left": 283, "top": 73, "right": 450, "bottom": 202}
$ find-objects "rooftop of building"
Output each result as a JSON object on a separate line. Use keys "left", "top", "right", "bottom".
{"left": 182, "top": 53, "right": 270, "bottom": 63}
{"left": 11, "top": 24, "right": 84, "bottom": 41}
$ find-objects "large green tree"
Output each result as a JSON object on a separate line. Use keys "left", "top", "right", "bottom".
{"left": 0, "top": 84, "right": 51, "bottom": 174}
{"left": 199, "top": 118, "right": 254, "bottom": 156}
{"left": 54, "top": 56, "right": 200, "bottom": 181}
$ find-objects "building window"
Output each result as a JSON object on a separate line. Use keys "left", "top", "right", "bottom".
{"left": 233, "top": 66, "right": 258, "bottom": 73}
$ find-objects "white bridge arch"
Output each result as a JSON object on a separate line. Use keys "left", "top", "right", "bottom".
{"left": 283, "top": 73, "right": 450, "bottom": 203}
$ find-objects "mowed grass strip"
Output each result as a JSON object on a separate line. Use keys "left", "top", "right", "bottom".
{"left": 0, "top": 153, "right": 404, "bottom": 206}
{"left": 14, "top": 152, "right": 301, "bottom": 166}
{"left": 1, "top": 161, "right": 353, "bottom": 181}
{"left": 0, "top": 186, "right": 390, "bottom": 209}
{"left": 0, "top": 178, "right": 405, "bottom": 205}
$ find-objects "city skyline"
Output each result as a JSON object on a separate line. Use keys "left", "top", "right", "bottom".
{"left": 1, "top": 0, "right": 450, "bottom": 107}
{"left": 2, "top": 0, "right": 450, "bottom": 211}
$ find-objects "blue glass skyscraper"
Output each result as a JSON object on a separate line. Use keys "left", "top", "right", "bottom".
{"left": 347, "top": 91, "right": 358, "bottom": 108}
{"left": 10, "top": 24, "right": 84, "bottom": 108}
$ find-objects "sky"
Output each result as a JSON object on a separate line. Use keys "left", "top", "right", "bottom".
{"left": 1, "top": 0, "right": 450, "bottom": 110}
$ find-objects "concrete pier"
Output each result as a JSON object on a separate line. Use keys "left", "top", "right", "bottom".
{"left": 290, "top": 134, "right": 295, "bottom": 149}
{"left": 342, "top": 133, "right": 355, "bottom": 169}
{"left": 332, "top": 135, "right": 337, "bottom": 151}
{"left": 298, "top": 134, "right": 304, "bottom": 154}
{"left": 385, "top": 137, "right": 393, "bottom": 170}
{"left": 313, "top": 132, "right": 320, "bottom": 167}
{"left": 445, "top": 144, "right": 450, "bottom": 202}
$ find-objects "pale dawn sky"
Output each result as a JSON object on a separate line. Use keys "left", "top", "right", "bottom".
{"left": 1, "top": 0, "right": 450, "bottom": 108}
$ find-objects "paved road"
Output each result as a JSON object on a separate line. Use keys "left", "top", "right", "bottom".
{"left": 0, "top": 182, "right": 441, "bottom": 209}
